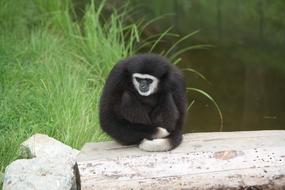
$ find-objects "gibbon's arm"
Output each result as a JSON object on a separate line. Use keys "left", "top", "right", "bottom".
{"left": 138, "top": 92, "right": 183, "bottom": 152}
{"left": 152, "top": 66, "right": 187, "bottom": 131}
{"left": 171, "top": 72, "right": 187, "bottom": 130}
{"left": 151, "top": 93, "right": 179, "bottom": 131}
{"left": 120, "top": 91, "right": 152, "bottom": 125}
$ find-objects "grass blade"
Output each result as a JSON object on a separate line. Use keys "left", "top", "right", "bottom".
{"left": 165, "top": 30, "right": 199, "bottom": 57}
{"left": 182, "top": 68, "right": 210, "bottom": 84}
{"left": 149, "top": 27, "right": 173, "bottom": 52}
{"left": 187, "top": 100, "right": 195, "bottom": 111}
{"left": 170, "top": 44, "right": 212, "bottom": 60}
{"left": 187, "top": 87, "right": 223, "bottom": 131}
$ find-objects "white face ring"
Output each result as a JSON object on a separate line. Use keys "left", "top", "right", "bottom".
{"left": 132, "top": 73, "right": 159, "bottom": 96}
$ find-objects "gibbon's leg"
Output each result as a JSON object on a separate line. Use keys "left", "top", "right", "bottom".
{"left": 101, "top": 117, "right": 156, "bottom": 145}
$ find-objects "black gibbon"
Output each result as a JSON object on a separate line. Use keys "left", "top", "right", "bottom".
{"left": 99, "top": 53, "right": 187, "bottom": 151}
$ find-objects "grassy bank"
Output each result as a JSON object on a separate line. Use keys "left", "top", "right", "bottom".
{"left": 0, "top": 0, "right": 140, "bottom": 175}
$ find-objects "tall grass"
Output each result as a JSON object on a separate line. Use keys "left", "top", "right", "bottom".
{"left": 0, "top": 0, "right": 139, "bottom": 176}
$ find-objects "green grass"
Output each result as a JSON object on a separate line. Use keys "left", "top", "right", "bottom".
{"left": 0, "top": 0, "right": 140, "bottom": 177}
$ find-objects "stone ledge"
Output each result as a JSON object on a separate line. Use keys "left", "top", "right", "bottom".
{"left": 76, "top": 130, "right": 285, "bottom": 190}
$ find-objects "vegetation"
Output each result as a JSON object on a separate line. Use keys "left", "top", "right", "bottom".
{"left": 0, "top": 0, "right": 141, "bottom": 176}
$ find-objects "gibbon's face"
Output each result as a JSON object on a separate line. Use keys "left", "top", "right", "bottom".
{"left": 132, "top": 73, "right": 159, "bottom": 96}
{"left": 126, "top": 53, "right": 170, "bottom": 96}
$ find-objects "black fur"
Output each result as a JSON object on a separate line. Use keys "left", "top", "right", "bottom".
{"left": 99, "top": 53, "right": 187, "bottom": 150}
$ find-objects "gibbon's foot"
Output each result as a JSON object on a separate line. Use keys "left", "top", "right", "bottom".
{"left": 138, "top": 138, "right": 172, "bottom": 152}
{"left": 151, "top": 127, "right": 170, "bottom": 139}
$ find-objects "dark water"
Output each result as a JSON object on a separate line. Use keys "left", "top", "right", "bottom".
{"left": 182, "top": 47, "right": 285, "bottom": 133}
{"left": 128, "top": 0, "right": 285, "bottom": 132}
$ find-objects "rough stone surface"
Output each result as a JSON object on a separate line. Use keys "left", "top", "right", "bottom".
{"left": 20, "top": 134, "right": 79, "bottom": 159}
{"left": 76, "top": 130, "right": 285, "bottom": 190}
{"left": 3, "top": 134, "right": 79, "bottom": 190}
{"left": 3, "top": 158, "right": 76, "bottom": 190}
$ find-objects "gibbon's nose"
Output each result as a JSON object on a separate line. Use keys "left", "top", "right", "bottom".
{"left": 139, "top": 80, "right": 150, "bottom": 92}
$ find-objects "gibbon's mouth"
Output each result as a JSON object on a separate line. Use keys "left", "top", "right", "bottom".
{"left": 139, "top": 80, "right": 150, "bottom": 93}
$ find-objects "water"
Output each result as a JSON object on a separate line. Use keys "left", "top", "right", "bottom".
{"left": 128, "top": 0, "right": 285, "bottom": 132}
{"left": 182, "top": 47, "right": 285, "bottom": 133}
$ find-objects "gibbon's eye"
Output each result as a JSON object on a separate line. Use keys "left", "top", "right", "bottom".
{"left": 135, "top": 77, "right": 153, "bottom": 85}
{"left": 135, "top": 77, "right": 142, "bottom": 83}
{"left": 145, "top": 78, "right": 153, "bottom": 84}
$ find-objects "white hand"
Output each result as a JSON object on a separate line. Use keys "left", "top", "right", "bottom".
{"left": 151, "top": 127, "right": 170, "bottom": 139}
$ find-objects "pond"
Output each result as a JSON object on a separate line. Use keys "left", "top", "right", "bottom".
{"left": 130, "top": 0, "right": 285, "bottom": 132}
{"left": 182, "top": 46, "right": 285, "bottom": 133}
